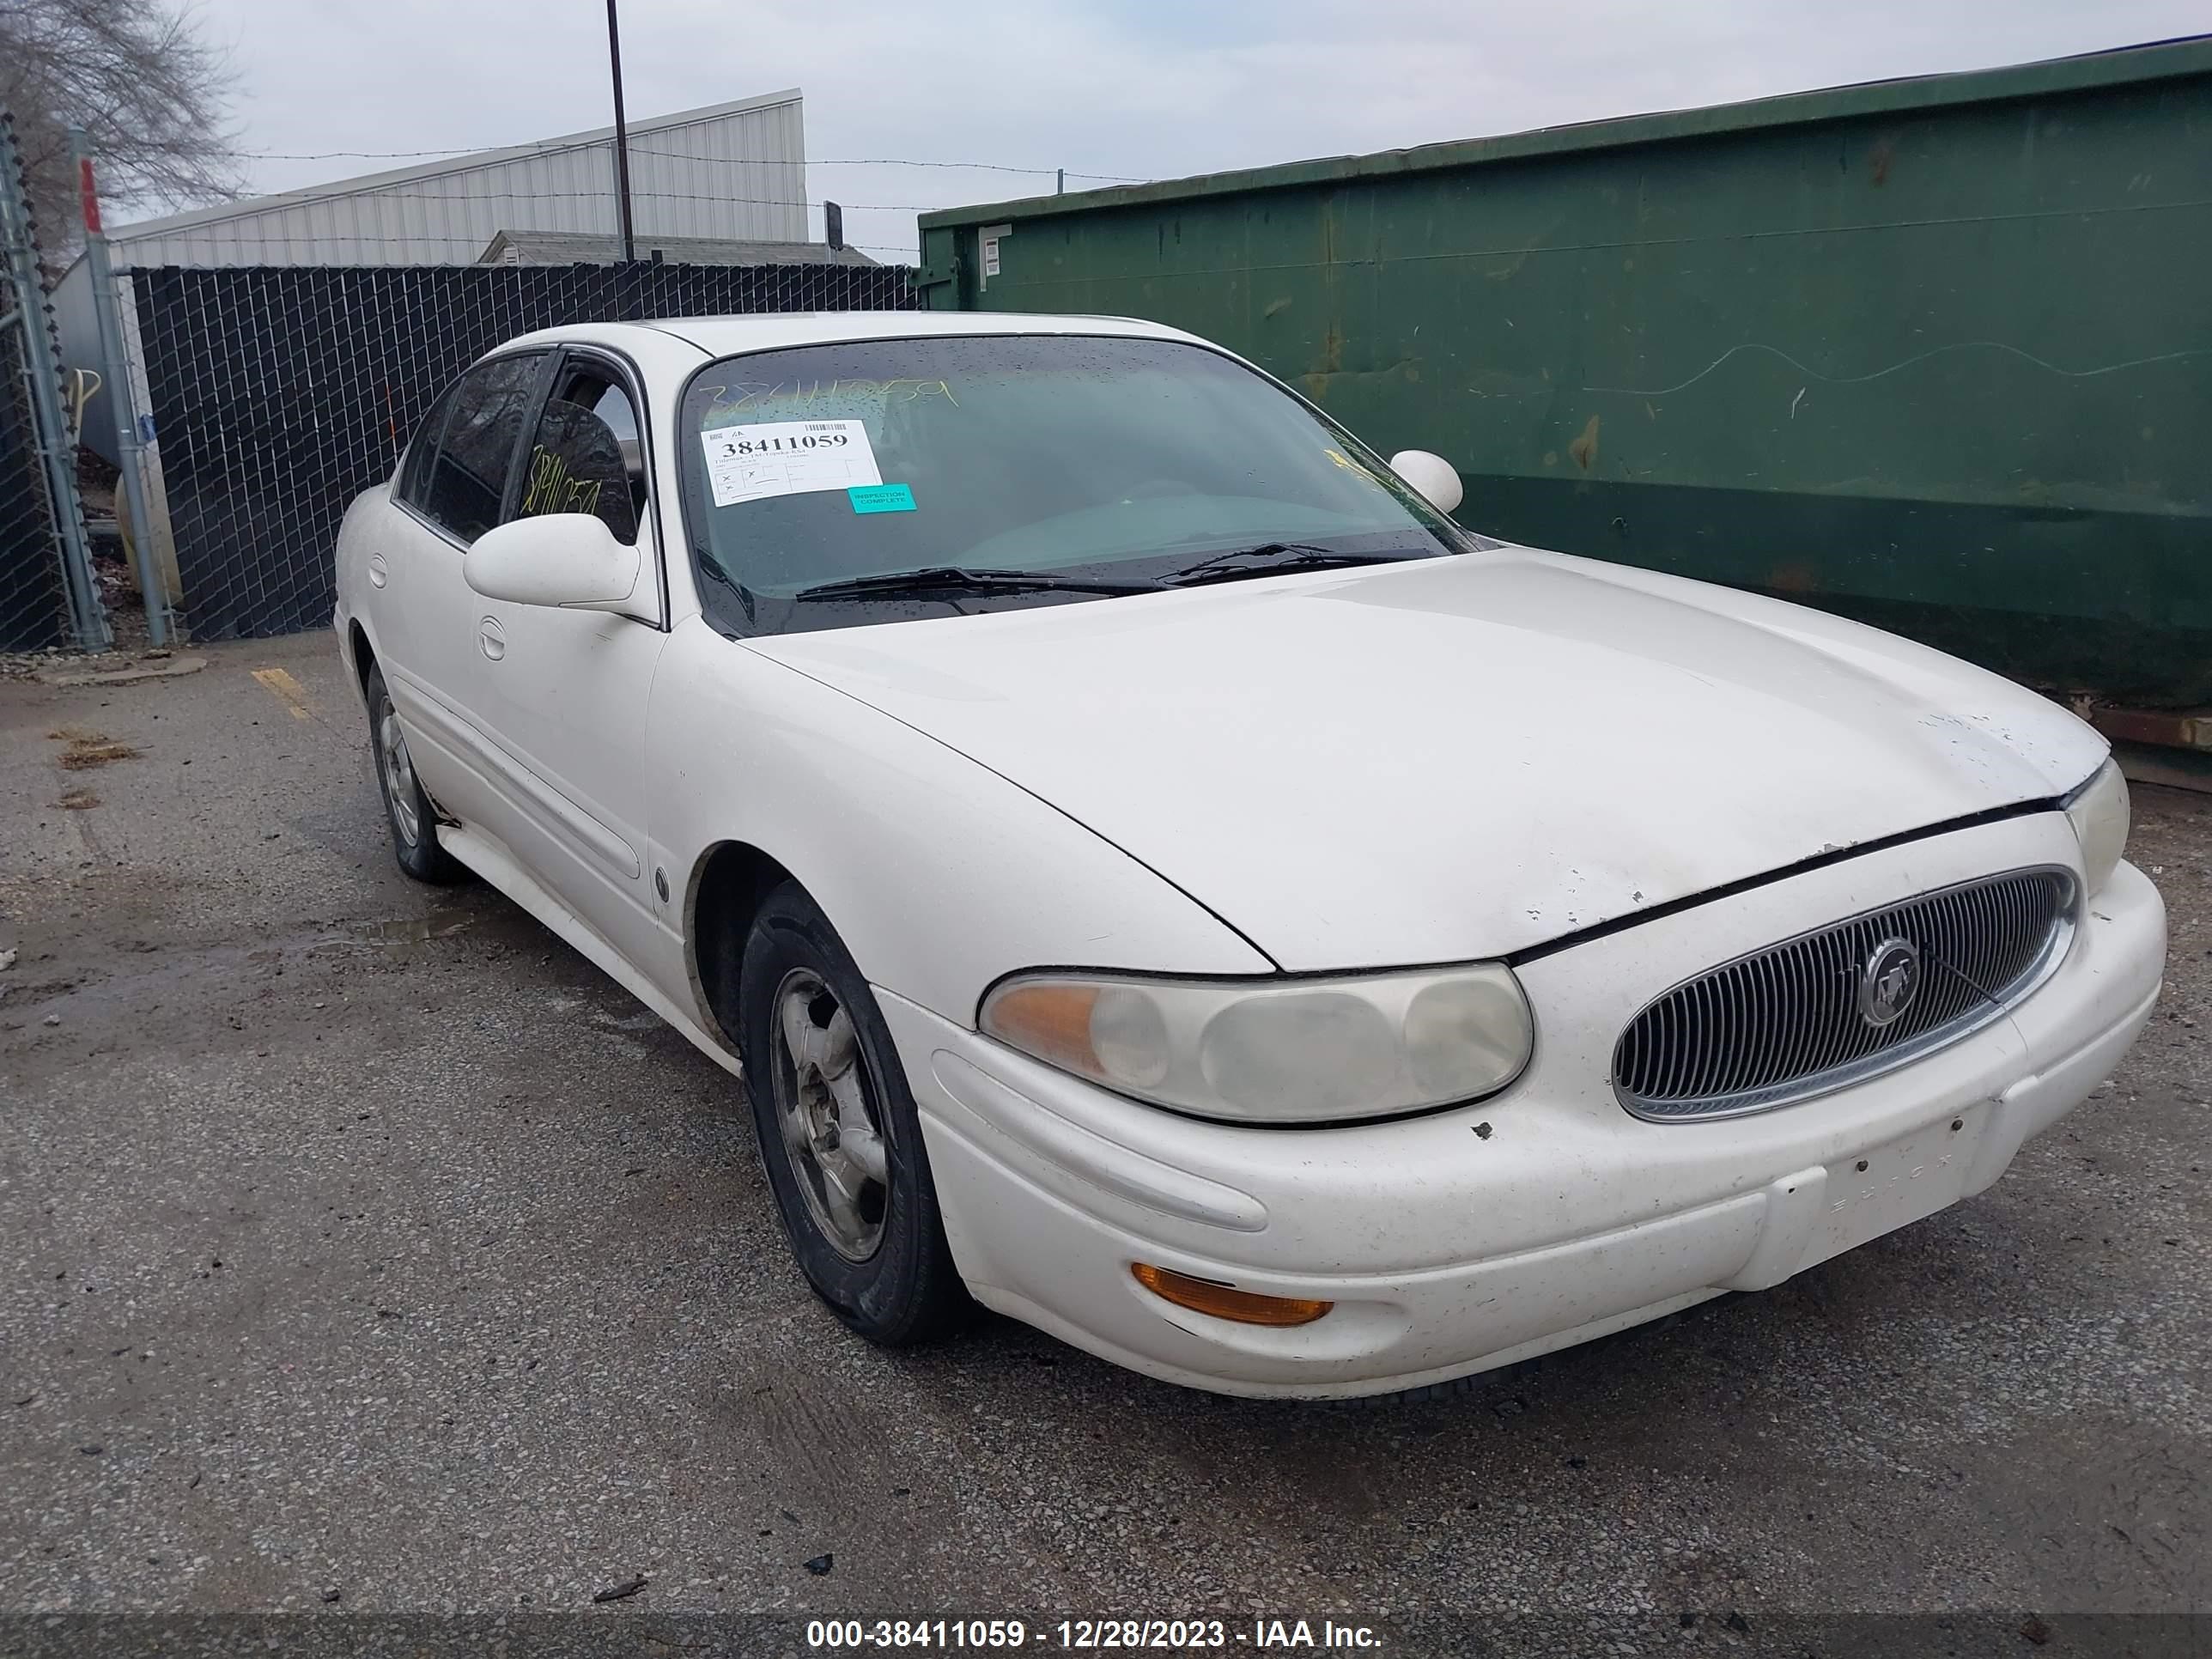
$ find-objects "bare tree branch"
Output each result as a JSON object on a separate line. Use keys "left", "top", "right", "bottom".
{"left": 0, "top": 0, "right": 241, "bottom": 258}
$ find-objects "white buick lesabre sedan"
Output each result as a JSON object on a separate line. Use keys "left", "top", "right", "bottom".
{"left": 333, "top": 313, "right": 2165, "bottom": 1400}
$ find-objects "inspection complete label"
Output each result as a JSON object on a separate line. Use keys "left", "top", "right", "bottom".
{"left": 848, "top": 483, "right": 916, "bottom": 514}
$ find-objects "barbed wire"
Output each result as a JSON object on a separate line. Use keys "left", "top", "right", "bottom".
{"left": 111, "top": 233, "right": 920, "bottom": 258}
{"left": 217, "top": 143, "right": 1145, "bottom": 184}
{"left": 115, "top": 179, "right": 991, "bottom": 266}
{"left": 163, "top": 188, "right": 978, "bottom": 217}
{"left": 177, "top": 187, "right": 951, "bottom": 214}
{"left": 127, "top": 142, "right": 1100, "bottom": 268}
{"left": 627, "top": 143, "right": 1141, "bottom": 182}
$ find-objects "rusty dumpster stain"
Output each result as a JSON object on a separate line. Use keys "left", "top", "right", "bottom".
{"left": 1569, "top": 414, "right": 1601, "bottom": 471}
{"left": 1303, "top": 319, "right": 1349, "bottom": 402}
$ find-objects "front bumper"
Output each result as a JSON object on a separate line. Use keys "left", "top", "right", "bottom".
{"left": 883, "top": 811, "right": 2166, "bottom": 1399}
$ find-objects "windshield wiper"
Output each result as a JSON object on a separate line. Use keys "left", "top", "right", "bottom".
{"left": 1160, "top": 543, "right": 1415, "bottom": 587}
{"left": 792, "top": 565, "right": 1164, "bottom": 603}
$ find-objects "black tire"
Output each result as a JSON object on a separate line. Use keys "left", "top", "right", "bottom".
{"left": 363, "top": 664, "right": 465, "bottom": 884}
{"left": 737, "top": 881, "right": 967, "bottom": 1345}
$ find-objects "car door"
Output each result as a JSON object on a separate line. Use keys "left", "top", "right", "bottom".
{"left": 376, "top": 349, "right": 551, "bottom": 832}
{"left": 457, "top": 346, "right": 671, "bottom": 965}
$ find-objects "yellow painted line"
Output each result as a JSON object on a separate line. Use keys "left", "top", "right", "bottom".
{"left": 252, "top": 666, "right": 316, "bottom": 721}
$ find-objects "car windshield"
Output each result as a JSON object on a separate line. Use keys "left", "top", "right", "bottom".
{"left": 678, "top": 332, "right": 1489, "bottom": 634}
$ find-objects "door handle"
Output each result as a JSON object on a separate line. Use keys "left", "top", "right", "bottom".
{"left": 478, "top": 617, "right": 507, "bottom": 661}
{"left": 368, "top": 552, "right": 388, "bottom": 589}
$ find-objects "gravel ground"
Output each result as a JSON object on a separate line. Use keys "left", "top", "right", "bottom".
{"left": 0, "top": 634, "right": 2205, "bottom": 1635}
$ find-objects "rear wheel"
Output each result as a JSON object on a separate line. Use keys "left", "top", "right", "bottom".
{"left": 364, "top": 664, "right": 465, "bottom": 884}
{"left": 737, "top": 882, "right": 966, "bottom": 1344}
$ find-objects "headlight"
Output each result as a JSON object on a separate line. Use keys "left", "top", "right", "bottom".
{"left": 2063, "top": 757, "right": 2130, "bottom": 898}
{"left": 979, "top": 964, "right": 1532, "bottom": 1125}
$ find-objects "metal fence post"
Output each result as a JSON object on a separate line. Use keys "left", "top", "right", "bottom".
{"left": 0, "top": 111, "right": 108, "bottom": 650}
{"left": 70, "top": 128, "right": 170, "bottom": 647}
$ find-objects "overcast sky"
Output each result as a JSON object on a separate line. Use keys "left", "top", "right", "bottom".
{"left": 195, "top": 0, "right": 2203, "bottom": 261}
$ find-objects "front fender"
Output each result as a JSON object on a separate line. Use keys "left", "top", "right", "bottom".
{"left": 647, "top": 617, "right": 1273, "bottom": 1027}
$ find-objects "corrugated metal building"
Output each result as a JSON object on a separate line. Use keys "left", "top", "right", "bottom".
{"left": 58, "top": 88, "right": 810, "bottom": 463}
{"left": 94, "top": 88, "right": 806, "bottom": 265}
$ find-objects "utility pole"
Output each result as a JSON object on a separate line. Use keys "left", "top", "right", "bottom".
{"left": 605, "top": 0, "right": 637, "bottom": 264}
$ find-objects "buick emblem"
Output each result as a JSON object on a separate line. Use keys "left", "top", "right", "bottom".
{"left": 1858, "top": 937, "right": 1922, "bottom": 1029}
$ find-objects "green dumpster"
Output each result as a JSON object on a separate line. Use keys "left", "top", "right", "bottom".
{"left": 920, "top": 40, "right": 2212, "bottom": 723}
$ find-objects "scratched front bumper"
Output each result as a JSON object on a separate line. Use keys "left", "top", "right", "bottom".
{"left": 879, "top": 811, "right": 2165, "bottom": 1399}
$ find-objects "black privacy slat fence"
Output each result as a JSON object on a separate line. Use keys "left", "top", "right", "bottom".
{"left": 0, "top": 313, "right": 73, "bottom": 652}
{"left": 131, "top": 262, "right": 921, "bottom": 641}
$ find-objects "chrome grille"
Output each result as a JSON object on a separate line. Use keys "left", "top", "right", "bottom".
{"left": 1613, "top": 867, "right": 2075, "bottom": 1121}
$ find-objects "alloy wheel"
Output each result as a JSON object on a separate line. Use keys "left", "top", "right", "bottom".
{"left": 769, "top": 968, "right": 891, "bottom": 1261}
{"left": 377, "top": 704, "right": 422, "bottom": 847}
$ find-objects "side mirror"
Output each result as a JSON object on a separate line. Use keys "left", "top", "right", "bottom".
{"left": 1389, "top": 449, "right": 1462, "bottom": 516}
{"left": 465, "top": 514, "right": 644, "bottom": 614}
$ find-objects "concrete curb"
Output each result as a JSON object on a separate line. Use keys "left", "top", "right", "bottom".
{"left": 37, "top": 655, "right": 209, "bottom": 688}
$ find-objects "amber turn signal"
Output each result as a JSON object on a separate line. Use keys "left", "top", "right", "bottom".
{"left": 1131, "top": 1263, "right": 1334, "bottom": 1328}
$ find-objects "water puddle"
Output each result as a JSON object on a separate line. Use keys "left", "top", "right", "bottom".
{"left": 305, "top": 908, "right": 480, "bottom": 954}
{"left": 374, "top": 913, "right": 476, "bottom": 944}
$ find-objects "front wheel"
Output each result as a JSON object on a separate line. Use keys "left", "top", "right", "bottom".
{"left": 737, "top": 882, "right": 966, "bottom": 1345}
{"left": 364, "top": 664, "right": 465, "bottom": 884}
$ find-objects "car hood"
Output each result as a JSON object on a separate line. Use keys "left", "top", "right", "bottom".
{"left": 747, "top": 548, "right": 2105, "bottom": 970}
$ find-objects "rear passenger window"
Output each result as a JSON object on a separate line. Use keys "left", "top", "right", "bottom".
{"left": 393, "top": 383, "right": 459, "bottom": 509}
{"left": 418, "top": 355, "right": 543, "bottom": 544}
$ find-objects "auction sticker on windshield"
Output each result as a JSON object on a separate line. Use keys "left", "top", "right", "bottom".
{"left": 702, "top": 419, "right": 882, "bottom": 507}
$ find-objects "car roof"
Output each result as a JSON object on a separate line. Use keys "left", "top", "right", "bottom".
{"left": 503, "top": 310, "right": 1204, "bottom": 358}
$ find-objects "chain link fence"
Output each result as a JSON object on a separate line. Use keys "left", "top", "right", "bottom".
{"left": 1, "top": 110, "right": 103, "bottom": 653}
{"left": 0, "top": 301, "right": 75, "bottom": 651}
{"left": 130, "top": 260, "right": 921, "bottom": 641}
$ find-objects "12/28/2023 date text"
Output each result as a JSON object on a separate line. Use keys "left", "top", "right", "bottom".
{"left": 806, "top": 1619, "right": 1383, "bottom": 1649}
